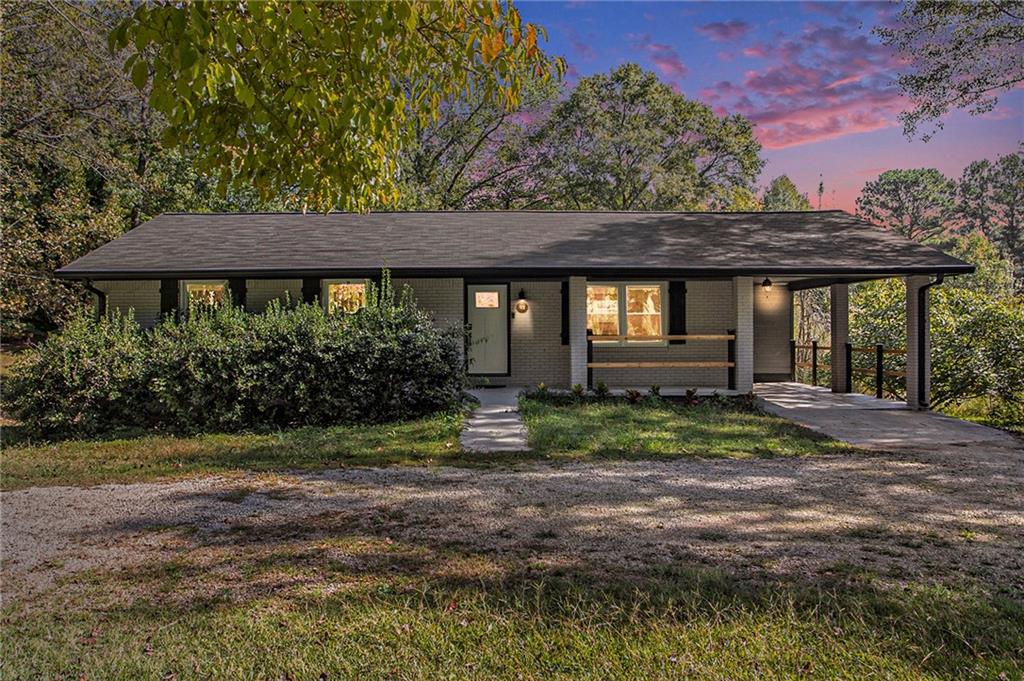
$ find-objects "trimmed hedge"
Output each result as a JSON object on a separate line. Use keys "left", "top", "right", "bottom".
{"left": 5, "top": 274, "right": 466, "bottom": 437}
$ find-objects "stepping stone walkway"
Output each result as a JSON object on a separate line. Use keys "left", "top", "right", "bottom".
{"left": 460, "top": 387, "right": 531, "bottom": 453}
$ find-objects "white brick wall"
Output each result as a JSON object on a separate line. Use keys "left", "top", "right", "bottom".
{"left": 246, "top": 279, "right": 302, "bottom": 312}
{"left": 569, "top": 276, "right": 588, "bottom": 387}
{"left": 590, "top": 280, "right": 735, "bottom": 387}
{"left": 754, "top": 283, "right": 792, "bottom": 378}
{"left": 509, "top": 280, "right": 569, "bottom": 387}
{"left": 95, "top": 280, "right": 162, "bottom": 328}
{"left": 394, "top": 278, "right": 464, "bottom": 331}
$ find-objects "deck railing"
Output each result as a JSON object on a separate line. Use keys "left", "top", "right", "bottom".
{"left": 791, "top": 339, "right": 906, "bottom": 398}
{"left": 586, "top": 329, "right": 736, "bottom": 390}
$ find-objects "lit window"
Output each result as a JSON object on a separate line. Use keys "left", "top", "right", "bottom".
{"left": 185, "top": 282, "right": 227, "bottom": 308}
{"left": 475, "top": 291, "right": 500, "bottom": 308}
{"left": 587, "top": 283, "right": 665, "bottom": 343}
{"left": 325, "top": 280, "right": 366, "bottom": 314}
{"left": 586, "top": 285, "right": 619, "bottom": 337}
{"left": 626, "top": 285, "right": 662, "bottom": 338}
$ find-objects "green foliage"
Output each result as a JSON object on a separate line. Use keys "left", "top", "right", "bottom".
{"left": 762, "top": 175, "right": 811, "bottom": 211}
{"left": 956, "top": 150, "right": 1024, "bottom": 276}
{"left": 534, "top": 63, "right": 764, "bottom": 210}
{"left": 593, "top": 381, "right": 610, "bottom": 398}
{"left": 856, "top": 168, "right": 957, "bottom": 242}
{"left": 876, "top": 1, "right": 1024, "bottom": 140}
{"left": 648, "top": 384, "right": 661, "bottom": 398}
{"left": 5, "top": 275, "right": 466, "bottom": 438}
{"left": 850, "top": 236, "right": 1024, "bottom": 425}
{"left": 1, "top": 2, "right": 282, "bottom": 336}
{"left": 112, "top": 1, "right": 563, "bottom": 213}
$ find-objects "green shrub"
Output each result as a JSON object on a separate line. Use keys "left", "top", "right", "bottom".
{"left": 5, "top": 273, "right": 466, "bottom": 437}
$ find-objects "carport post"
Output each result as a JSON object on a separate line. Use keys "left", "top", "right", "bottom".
{"left": 830, "top": 283, "right": 849, "bottom": 393}
{"left": 905, "top": 275, "right": 940, "bottom": 410}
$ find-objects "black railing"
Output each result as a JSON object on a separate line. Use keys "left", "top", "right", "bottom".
{"left": 791, "top": 339, "right": 906, "bottom": 398}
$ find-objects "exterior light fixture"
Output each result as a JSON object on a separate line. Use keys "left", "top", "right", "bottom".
{"left": 761, "top": 277, "right": 773, "bottom": 292}
{"left": 515, "top": 289, "right": 529, "bottom": 313}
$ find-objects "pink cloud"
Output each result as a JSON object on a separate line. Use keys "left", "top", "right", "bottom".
{"left": 696, "top": 19, "right": 752, "bottom": 42}
{"left": 704, "top": 19, "right": 909, "bottom": 148}
{"left": 629, "top": 33, "right": 688, "bottom": 79}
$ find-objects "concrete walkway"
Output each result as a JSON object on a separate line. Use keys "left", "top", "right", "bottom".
{"left": 756, "top": 382, "right": 1021, "bottom": 454}
{"left": 460, "top": 387, "right": 530, "bottom": 453}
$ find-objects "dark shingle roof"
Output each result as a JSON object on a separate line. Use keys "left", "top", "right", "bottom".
{"left": 57, "top": 210, "right": 972, "bottom": 278}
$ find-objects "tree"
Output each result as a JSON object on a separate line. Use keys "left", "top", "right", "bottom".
{"left": 762, "top": 175, "right": 811, "bottom": 211}
{"left": 956, "top": 150, "right": 1023, "bottom": 276}
{"left": 113, "top": 1, "right": 563, "bottom": 213}
{"left": 876, "top": 1, "right": 1024, "bottom": 140}
{"left": 1, "top": 1, "right": 279, "bottom": 336}
{"left": 850, "top": 235, "right": 1023, "bottom": 424}
{"left": 395, "top": 74, "right": 559, "bottom": 210}
{"left": 856, "top": 169, "right": 956, "bottom": 242}
{"left": 533, "top": 64, "right": 764, "bottom": 210}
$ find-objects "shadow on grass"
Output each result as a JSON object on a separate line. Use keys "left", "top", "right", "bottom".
{"left": 5, "top": 512, "right": 1022, "bottom": 679}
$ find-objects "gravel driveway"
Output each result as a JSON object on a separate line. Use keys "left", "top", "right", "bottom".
{"left": 4, "top": 433, "right": 1023, "bottom": 603}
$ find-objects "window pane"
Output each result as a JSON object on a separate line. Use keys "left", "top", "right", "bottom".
{"left": 587, "top": 285, "right": 619, "bottom": 337}
{"left": 625, "top": 286, "right": 661, "bottom": 338}
{"left": 328, "top": 283, "right": 366, "bottom": 313}
{"left": 475, "top": 291, "right": 499, "bottom": 308}
{"left": 187, "top": 283, "right": 226, "bottom": 307}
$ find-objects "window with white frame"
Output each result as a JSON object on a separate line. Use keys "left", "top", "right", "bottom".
{"left": 586, "top": 282, "right": 666, "bottom": 344}
{"left": 322, "top": 279, "right": 367, "bottom": 314}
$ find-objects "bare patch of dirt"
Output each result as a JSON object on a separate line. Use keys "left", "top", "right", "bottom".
{"left": 3, "top": 445, "right": 1023, "bottom": 606}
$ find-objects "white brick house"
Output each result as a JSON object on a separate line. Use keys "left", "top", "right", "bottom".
{"left": 58, "top": 211, "right": 973, "bottom": 410}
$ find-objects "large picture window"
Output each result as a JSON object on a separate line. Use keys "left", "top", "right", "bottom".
{"left": 322, "top": 279, "right": 367, "bottom": 314}
{"left": 587, "top": 282, "right": 666, "bottom": 344}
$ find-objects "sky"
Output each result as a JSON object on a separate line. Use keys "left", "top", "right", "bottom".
{"left": 517, "top": 0, "right": 1023, "bottom": 212}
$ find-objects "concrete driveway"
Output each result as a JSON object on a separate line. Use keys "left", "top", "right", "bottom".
{"left": 756, "top": 382, "right": 1021, "bottom": 459}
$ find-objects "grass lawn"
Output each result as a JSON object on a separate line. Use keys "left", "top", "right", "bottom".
{"left": 520, "top": 395, "right": 849, "bottom": 459}
{"left": 2, "top": 396, "right": 846, "bottom": 490}
{"left": 0, "top": 414, "right": 469, "bottom": 490}
{"left": 4, "top": 532, "right": 1021, "bottom": 679}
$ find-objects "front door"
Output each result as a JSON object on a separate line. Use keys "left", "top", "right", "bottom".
{"left": 466, "top": 283, "right": 509, "bottom": 375}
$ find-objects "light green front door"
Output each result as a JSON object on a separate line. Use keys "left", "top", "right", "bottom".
{"left": 467, "top": 283, "right": 509, "bottom": 375}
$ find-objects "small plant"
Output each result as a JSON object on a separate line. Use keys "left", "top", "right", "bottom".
{"left": 624, "top": 388, "right": 643, "bottom": 404}
{"left": 571, "top": 383, "right": 586, "bottom": 399}
{"left": 648, "top": 384, "right": 661, "bottom": 398}
{"left": 682, "top": 388, "right": 699, "bottom": 406}
{"left": 594, "top": 381, "right": 610, "bottom": 397}
{"left": 536, "top": 382, "right": 548, "bottom": 396}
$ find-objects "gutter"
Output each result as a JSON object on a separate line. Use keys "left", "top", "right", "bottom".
{"left": 916, "top": 273, "right": 944, "bottom": 409}
{"left": 82, "top": 279, "right": 107, "bottom": 321}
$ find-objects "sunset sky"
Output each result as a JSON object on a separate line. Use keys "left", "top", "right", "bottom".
{"left": 519, "top": 0, "right": 1023, "bottom": 212}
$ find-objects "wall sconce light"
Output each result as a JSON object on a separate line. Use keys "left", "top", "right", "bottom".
{"left": 514, "top": 289, "right": 529, "bottom": 313}
{"left": 761, "top": 277, "right": 773, "bottom": 293}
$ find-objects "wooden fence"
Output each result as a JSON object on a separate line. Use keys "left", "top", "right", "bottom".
{"left": 586, "top": 330, "right": 736, "bottom": 390}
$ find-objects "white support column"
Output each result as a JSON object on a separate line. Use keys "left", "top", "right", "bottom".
{"left": 568, "top": 276, "right": 588, "bottom": 389}
{"left": 905, "top": 275, "right": 931, "bottom": 410}
{"left": 830, "top": 283, "right": 849, "bottom": 393}
{"left": 733, "top": 277, "right": 754, "bottom": 393}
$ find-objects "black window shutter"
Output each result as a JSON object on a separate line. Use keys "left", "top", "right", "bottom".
{"left": 560, "top": 280, "right": 570, "bottom": 345}
{"left": 228, "top": 278, "right": 247, "bottom": 309}
{"left": 301, "top": 278, "right": 320, "bottom": 304}
{"left": 669, "top": 280, "right": 687, "bottom": 344}
{"left": 160, "top": 278, "right": 179, "bottom": 318}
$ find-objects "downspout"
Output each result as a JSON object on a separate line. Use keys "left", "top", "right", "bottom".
{"left": 83, "top": 279, "right": 106, "bottom": 322}
{"left": 916, "top": 273, "right": 944, "bottom": 409}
